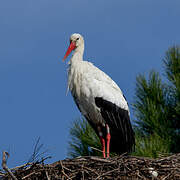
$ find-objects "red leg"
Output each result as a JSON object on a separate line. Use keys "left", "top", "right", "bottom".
{"left": 98, "top": 126, "right": 106, "bottom": 158}
{"left": 100, "top": 136, "right": 106, "bottom": 158}
{"left": 106, "top": 133, "right": 111, "bottom": 158}
{"left": 106, "top": 124, "right": 111, "bottom": 158}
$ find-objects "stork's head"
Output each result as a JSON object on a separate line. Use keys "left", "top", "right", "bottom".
{"left": 63, "top": 33, "right": 84, "bottom": 61}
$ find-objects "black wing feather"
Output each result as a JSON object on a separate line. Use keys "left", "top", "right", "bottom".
{"left": 95, "top": 97, "right": 135, "bottom": 154}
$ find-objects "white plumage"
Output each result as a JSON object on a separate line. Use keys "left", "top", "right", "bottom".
{"left": 68, "top": 59, "right": 129, "bottom": 122}
{"left": 63, "top": 33, "right": 135, "bottom": 158}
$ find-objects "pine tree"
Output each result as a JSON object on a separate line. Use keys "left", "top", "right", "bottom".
{"left": 163, "top": 46, "right": 180, "bottom": 152}
{"left": 133, "top": 46, "right": 180, "bottom": 156}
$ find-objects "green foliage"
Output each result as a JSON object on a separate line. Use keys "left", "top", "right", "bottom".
{"left": 164, "top": 46, "right": 180, "bottom": 89}
{"left": 68, "top": 118, "right": 101, "bottom": 158}
{"left": 133, "top": 46, "right": 180, "bottom": 157}
{"left": 133, "top": 71, "right": 174, "bottom": 139}
{"left": 163, "top": 46, "right": 180, "bottom": 152}
{"left": 132, "top": 130, "right": 171, "bottom": 158}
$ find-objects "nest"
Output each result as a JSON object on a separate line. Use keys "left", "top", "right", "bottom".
{"left": 1, "top": 153, "right": 180, "bottom": 180}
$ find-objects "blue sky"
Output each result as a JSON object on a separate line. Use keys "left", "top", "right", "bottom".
{"left": 0, "top": 0, "right": 180, "bottom": 167}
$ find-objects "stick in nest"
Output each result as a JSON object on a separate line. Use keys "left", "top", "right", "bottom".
{"left": 2, "top": 151, "right": 18, "bottom": 180}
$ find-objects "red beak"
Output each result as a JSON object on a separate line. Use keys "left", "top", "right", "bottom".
{"left": 63, "top": 41, "right": 76, "bottom": 61}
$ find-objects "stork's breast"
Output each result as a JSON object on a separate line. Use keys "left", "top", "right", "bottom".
{"left": 76, "top": 80, "right": 103, "bottom": 124}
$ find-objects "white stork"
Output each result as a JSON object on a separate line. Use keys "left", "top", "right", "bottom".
{"left": 63, "top": 33, "right": 135, "bottom": 158}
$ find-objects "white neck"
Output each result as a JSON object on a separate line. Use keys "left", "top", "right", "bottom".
{"left": 70, "top": 44, "right": 84, "bottom": 64}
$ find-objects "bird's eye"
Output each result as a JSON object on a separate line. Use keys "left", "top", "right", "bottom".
{"left": 76, "top": 38, "right": 79, "bottom": 41}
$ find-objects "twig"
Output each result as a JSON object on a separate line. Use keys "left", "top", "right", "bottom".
{"left": 90, "top": 146, "right": 103, "bottom": 153}
{"left": 59, "top": 164, "right": 73, "bottom": 172}
{"left": 95, "top": 168, "right": 119, "bottom": 180}
{"left": 0, "top": 172, "right": 5, "bottom": 176}
{"left": 90, "top": 156, "right": 111, "bottom": 163}
{"left": 81, "top": 163, "right": 84, "bottom": 180}
{"left": 60, "top": 160, "right": 71, "bottom": 179}
{"left": 90, "top": 146, "right": 114, "bottom": 157}
{"left": 162, "top": 172, "right": 173, "bottom": 180}
{"left": 83, "top": 166, "right": 99, "bottom": 176}
{"left": 1, "top": 151, "right": 18, "bottom": 180}
{"left": 22, "top": 171, "right": 36, "bottom": 179}
{"left": 10, "top": 162, "right": 33, "bottom": 171}
{"left": 62, "top": 171, "right": 71, "bottom": 180}
{"left": 45, "top": 171, "right": 51, "bottom": 180}
{"left": 39, "top": 156, "right": 52, "bottom": 164}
